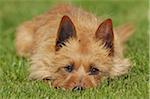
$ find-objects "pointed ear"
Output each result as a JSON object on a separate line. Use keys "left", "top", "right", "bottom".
{"left": 55, "top": 16, "right": 77, "bottom": 51}
{"left": 95, "top": 19, "right": 114, "bottom": 56}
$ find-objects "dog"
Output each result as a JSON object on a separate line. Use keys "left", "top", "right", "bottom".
{"left": 15, "top": 4, "right": 134, "bottom": 90}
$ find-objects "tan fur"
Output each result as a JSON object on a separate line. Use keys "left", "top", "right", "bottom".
{"left": 15, "top": 4, "right": 134, "bottom": 90}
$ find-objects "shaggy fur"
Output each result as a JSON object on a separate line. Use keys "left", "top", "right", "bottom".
{"left": 15, "top": 4, "right": 134, "bottom": 90}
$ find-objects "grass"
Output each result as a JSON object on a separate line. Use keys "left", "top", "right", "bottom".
{"left": 0, "top": 0, "right": 149, "bottom": 99}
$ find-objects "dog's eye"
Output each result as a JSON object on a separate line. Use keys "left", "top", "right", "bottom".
{"left": 89, "top": 67, "right": 99, "bottom": 75}
{"left": 64, "top": 64, "right": 73, "bottom": 73}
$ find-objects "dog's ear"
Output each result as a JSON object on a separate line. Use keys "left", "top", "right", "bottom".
{"left": 55, "top": 16, "right": 77, "bottom": 51}
{"left": 95, "top": 19, "right": 114, "bottom": 56}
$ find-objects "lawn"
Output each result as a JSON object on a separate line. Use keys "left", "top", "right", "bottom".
{"left": 0, "top": 0, "right": 149, "bottom": 99}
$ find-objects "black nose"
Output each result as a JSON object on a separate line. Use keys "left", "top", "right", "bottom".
{"left": 72, "top": 86, "right": 84, "bottom": 91}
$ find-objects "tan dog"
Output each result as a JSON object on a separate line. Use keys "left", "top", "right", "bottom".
{"left": 15, "top": 5, "right": 134, "bottom": 90}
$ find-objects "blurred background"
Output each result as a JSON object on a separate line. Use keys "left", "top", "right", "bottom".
{"left": 0, "top": 0, "right": 148, "bottom": 98}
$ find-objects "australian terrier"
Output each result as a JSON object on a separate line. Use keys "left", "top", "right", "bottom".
{"left": 15, "top": 4, "right": 134, "bottom": 90}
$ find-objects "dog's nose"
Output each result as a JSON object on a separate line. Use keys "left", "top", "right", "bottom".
{"left": 72, "top": 86, "right": 84, "bottom": 91}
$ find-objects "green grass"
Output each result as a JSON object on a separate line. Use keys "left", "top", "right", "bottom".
{"left": 0, "top": 0, "right": 149, "bottom": 99}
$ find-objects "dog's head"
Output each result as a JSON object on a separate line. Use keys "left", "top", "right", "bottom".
{"left": 51, "top": 16, "right": 114, "bottom": 90}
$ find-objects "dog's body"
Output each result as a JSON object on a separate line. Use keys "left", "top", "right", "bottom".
{"left": 15, "top": 5, "right": 133, "bottom": 90}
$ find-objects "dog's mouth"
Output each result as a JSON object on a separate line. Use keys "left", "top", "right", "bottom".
{"left": 43, "top": 79, "right": 86, "bottom": 91}
{"left": 54, "top": 86, "right": 84, "bottom": 91}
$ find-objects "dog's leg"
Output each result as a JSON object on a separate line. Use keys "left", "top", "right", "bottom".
{"left": 15, "top": 22, "right": 35, "bottom": 57}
